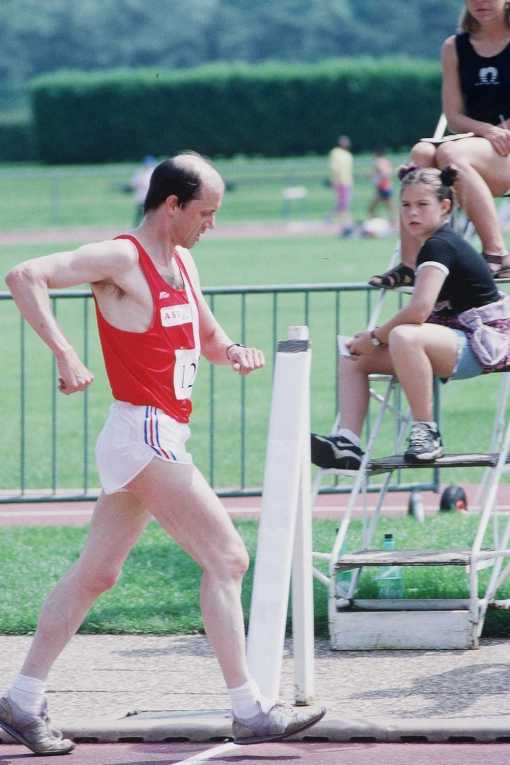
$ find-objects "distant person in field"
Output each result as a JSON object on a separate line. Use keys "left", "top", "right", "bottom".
{"left": 328, "top": 134, "right": 354, "bottom": 236}
{"left": 131, "top": 155, "right": 157, "bottom": 225}
{"left": 366, "top": 148, "right": 397, "bottom": 227}
{"left": 2, "top": 153, "right": 325, "bottom": 755}
{"left": 312, "top": 166, "right": 510, "bottom": 471}
{"left": 370, "top": 0, "right": 510, "bottom": 289}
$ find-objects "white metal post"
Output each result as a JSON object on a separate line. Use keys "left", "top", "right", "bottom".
{"left": 247, "top": 326, "right": 312, "bottom": 701}
{"left": 290, "top": 327, "right": 315, "bottom": 705}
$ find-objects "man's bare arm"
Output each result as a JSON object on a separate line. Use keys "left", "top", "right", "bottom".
{"left": 5, "top": 239, "right": 136, "bottom": 394}
{"left": 178, "top": 248, "right": 265, "bottom": 375}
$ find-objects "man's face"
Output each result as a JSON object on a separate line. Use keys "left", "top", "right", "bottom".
{"left": 171, "top": 181, "right": 224, "bottom": 249}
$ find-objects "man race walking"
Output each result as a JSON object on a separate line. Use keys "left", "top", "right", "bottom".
{"left": 2, "top": 153, "right": 325, "bottom": 755}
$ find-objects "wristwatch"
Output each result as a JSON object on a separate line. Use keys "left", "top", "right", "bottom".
{"left": 370, "top": 329, "right": 383, "bottom": 347}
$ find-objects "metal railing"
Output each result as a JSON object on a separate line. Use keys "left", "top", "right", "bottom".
{"left": 0, "top": 283, "right": 439, "bottom": 503}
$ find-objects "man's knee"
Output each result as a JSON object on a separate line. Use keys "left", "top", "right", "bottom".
{"left": 79, "top": 564, "right": 122, "bottom": 596}
{"left": 410, "top": 141, "right": 437, "bottom": 167}
{"left": 209, "top": 542, "right": 250, "bottom": 583}
{"left": 227, "top": 544, "right": 250, "bottom": 580}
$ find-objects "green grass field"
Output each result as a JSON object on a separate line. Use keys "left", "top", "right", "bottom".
{"left": 0, "top": 514, "right": 509, "bottom": 638}
{"left": 0, "top": 153, "right": 405, "bottom": 229}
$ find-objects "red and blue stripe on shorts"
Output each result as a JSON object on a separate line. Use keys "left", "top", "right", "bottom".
{"left": 144, "top": 406, "right": 177, "bottom": 461}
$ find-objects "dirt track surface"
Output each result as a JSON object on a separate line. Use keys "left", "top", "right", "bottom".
{"left": 0, "top": 220, "right": 338, "bottom": 246}
{"left": 1, "top": 741, "right": 510, "bottom": 765}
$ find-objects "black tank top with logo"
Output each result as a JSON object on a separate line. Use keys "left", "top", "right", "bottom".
{"left": 455, "top": 32, "right": 510, "bottom": 124}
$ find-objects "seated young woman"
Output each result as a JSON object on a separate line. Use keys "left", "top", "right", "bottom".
{"left": 369, "top": 0, "right": 510, "bottom": 289}
{"left": 312, "top": 165, "right": 510, "bottom": 471}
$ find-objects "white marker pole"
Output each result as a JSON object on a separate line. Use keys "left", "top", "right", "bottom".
{"left": 291, "top": 330, "right": 315, "bottom": 704}
{"left": 247, "top": 326, "right": 312, "bottom": 701}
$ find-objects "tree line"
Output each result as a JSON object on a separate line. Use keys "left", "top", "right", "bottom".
{"left": 1, "top": 0, "right": 461, "bottom": 112}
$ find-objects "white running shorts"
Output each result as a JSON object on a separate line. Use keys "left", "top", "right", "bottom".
{"left": 95, "top": 401, "right": 193, "bottom": 495}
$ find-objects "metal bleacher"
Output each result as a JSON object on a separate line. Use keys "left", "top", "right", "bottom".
{"left": 311, "top": 116, "right": 510, "bottom": 649}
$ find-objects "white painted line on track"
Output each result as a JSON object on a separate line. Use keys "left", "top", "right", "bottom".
{"left": 176, "top": 741, "right": 240, "bottom": 763}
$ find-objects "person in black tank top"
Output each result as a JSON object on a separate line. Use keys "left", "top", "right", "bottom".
{"left": 370, "top": 0, "right": 510, "bottom": 289}
{"left": 312, "top": 166, "right": 510, "bottom": 470}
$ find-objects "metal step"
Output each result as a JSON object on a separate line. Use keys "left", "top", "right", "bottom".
{"left": 336, "top": 598, "right": 471, "bottom": 611}
{"left": 367, "top": 452, "right": 510, "bottom": 475}
{"left": 335, "top": 548, "right": 477, "bottom": 570}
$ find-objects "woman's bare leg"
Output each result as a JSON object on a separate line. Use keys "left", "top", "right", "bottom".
{"left": 339, "top": 323, "right": 459, "bottom": 436}
{"left": 339, "top": 349, "right": 395, "bottom": 435}
{"left": 436, "top": 138, "right": 510, "bottom": 263}
{"left": 388, "top": 323, "right": 459, "bottom": 420}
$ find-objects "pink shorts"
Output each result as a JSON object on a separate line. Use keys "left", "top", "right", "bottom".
{"left": 334, "top": 183, "right": 351, "bottom": 212}
{"left": 95, "top": 401, "right": 193, "bottom": 495}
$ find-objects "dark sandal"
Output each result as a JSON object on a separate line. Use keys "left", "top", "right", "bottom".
{"left": 483, "top": 252, "right": 510, "bottom": 280}
{"left": 368, "top": 263, "right": 415, "bottom": 289}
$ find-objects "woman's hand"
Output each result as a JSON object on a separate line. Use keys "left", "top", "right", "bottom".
{"left": 348, "top": 331, "right": 375, "bottom": 357}
{"left": 483, "top": 125, "right": 510, "bottom": 157}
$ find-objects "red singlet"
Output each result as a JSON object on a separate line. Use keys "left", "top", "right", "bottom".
{"left": 94, "top": 234, "right": 201, "bottom": 423}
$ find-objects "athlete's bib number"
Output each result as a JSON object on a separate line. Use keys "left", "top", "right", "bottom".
{"left": 173, "top": 348, "right": 199, "bottom": 400}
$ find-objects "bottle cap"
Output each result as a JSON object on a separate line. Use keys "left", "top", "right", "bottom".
{"left": 287, "top": 325, "right": 309, "bottom": 341}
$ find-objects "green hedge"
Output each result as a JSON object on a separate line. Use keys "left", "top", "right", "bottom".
{"left": 0, "top": 117, "right": 35, "bottom": 162}
{"left": 30, "top": 59, "right": 441, "bottom": 164}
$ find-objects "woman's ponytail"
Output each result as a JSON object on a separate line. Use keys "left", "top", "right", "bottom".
{"left": 439, "top": 165, "right": 458, "bottom": 188}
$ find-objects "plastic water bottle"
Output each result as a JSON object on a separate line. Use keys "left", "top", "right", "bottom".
{"left": 408, "top": 491, "right": 425, "bottom": 523}
{"left": 336, "top": 543, "right": 354, "bottom": 599}
{"left": 376, "top": 533, "right": 404, "bottom": 599}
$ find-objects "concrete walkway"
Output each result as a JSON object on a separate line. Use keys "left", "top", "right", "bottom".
{"left": 1, "top": 634, "right": 510, "bottom": 744}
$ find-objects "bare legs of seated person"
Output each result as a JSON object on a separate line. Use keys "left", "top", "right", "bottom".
{"left": 310, "top": 323, "right": 463, "bottom": 470}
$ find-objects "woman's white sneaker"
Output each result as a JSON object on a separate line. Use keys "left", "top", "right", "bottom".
{"left": 404, "top": 423, "right": 443, "bottom": 463}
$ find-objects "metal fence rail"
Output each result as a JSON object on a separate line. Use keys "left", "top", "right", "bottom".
{"left": 0, "top": 283, "right": 438, "bottom": 503}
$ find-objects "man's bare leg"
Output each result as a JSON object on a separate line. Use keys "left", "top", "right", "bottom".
{"left": 127, "top": 460, "right": 250, "bottom": 689}
{"left": 0, "top": 491, "right": 149, "bottom": 755}
{"left": 21, "top": 491, "right": 150, "bottom": 680}
{"left": 126, "top": 458, "right": 326, "bottom": 742}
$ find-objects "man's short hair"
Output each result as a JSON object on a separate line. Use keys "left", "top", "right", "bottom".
{"left": 144, "top": 157, "right": 202, "bottom": 213}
